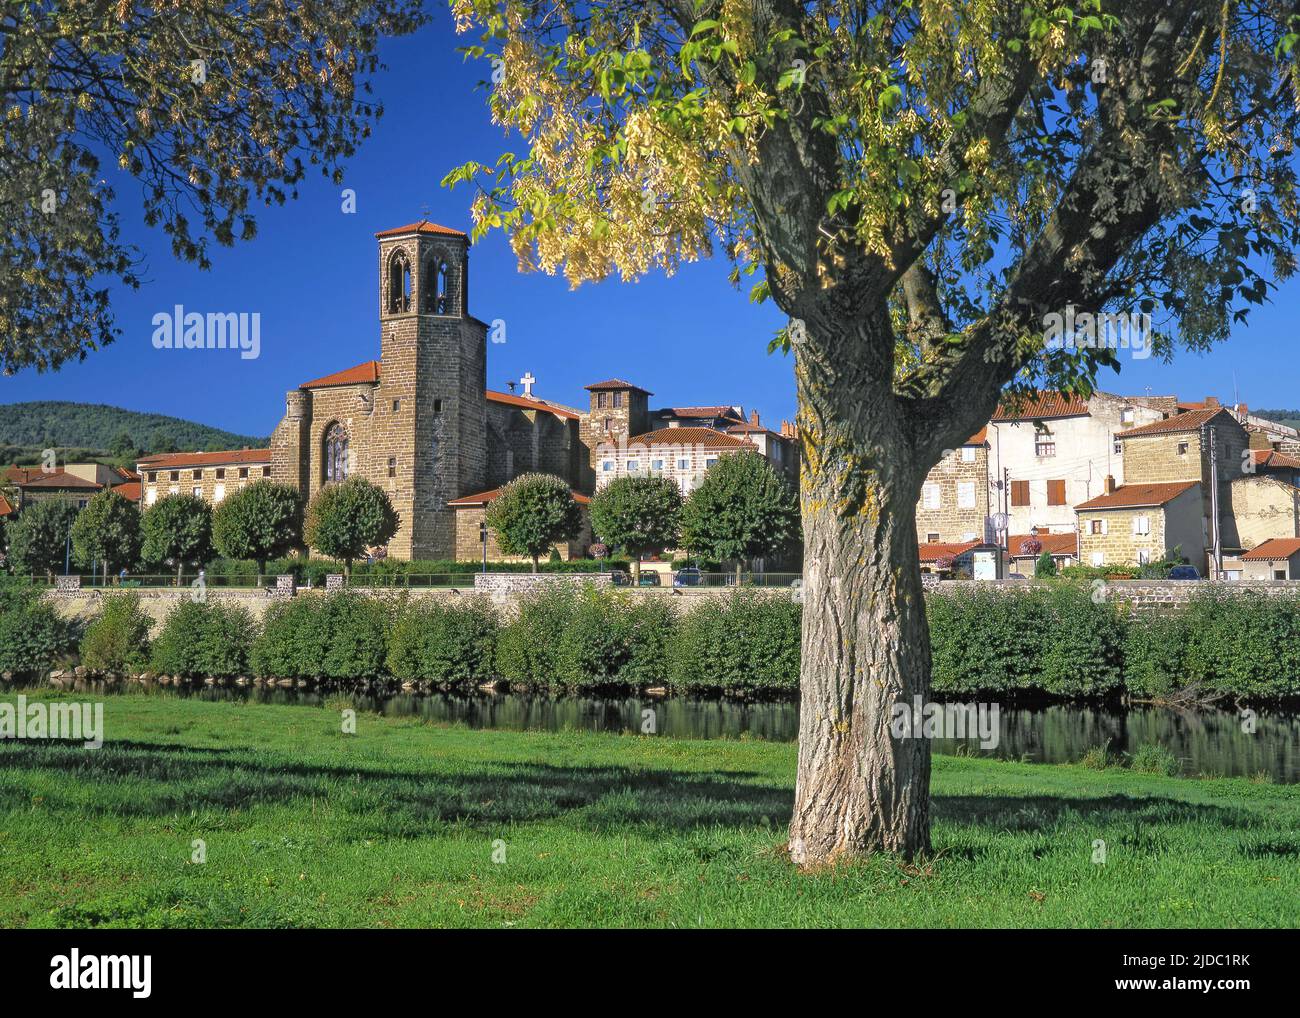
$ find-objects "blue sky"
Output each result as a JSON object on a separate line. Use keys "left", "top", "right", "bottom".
{"left": 2, "top": 14, "right": 1296, "bottom": 440}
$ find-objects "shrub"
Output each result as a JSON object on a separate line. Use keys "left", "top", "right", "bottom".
{"left": 928, "top": 586, "right": 1045, "bottom": 695}
{"left": 387, "top": 597, "right": 500, "bottom": 684}
{"left": 495, "top": 585, "right": 580, "bottom": 687}
{"left": 0, "top": 578, "right": 72, "bottom": 675}
{"left": 1131, "top": 743, "right": 1181, "bottom": 776}
{"left": 80, "top": 592, "right": 152, "bottom": 672}
{"left": 1035, "top": 583, "right": 1125, "bottom": 697}
{"left": 150, "top": 599, "right": 255, "bottom": 677}
{"left": 1181, "top": 589, "right": 1300, "bottom": 699}
{"left": 1080, "top": 741, "right": 1118, "bottom": 770}
{"left": 251, "top": 591, "right": 387, "bottom": 679}
{"left": 669, "top": 591, "right": 801, "bottom": 697}
{"left": 1123, "top": 610, "right": 1190, "bottom": 699}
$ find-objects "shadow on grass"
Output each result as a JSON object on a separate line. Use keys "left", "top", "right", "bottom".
{"left": 0, "top": 739, "right": 1263, "bottom": 841}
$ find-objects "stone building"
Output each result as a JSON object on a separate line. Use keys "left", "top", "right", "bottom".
{"left": 5, "top": 463, "right": 137, "bottom": 511}
{"left": 1075, "top": 479, "right": 1205, "bottom": 570}
{"left": 915, "top": 428, "right": 992, "bottom": 544}
{"left": 138, "top": 449, "right": 271, "bottom": 505}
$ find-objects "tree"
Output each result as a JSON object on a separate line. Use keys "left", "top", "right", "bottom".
{"left": 1035, "top": 551, "right": 1058, "bottom": 578}
{"left": 680, "top": 452, "right": 800, "bottom": 580}
{"left": 0, "top": 2, "right": 426, "bottom": 374}
{"left": 447, "top": 1, "right": 1300, "bottom": 863}
{"left": 304, "top": 477, "right": 399, "bottom": 576}
{"left": 588, "top": 475, "right": 683, "bottom": 582}
{"left": 6, "top": 500, "right": 80, "bottom": 579}
{"left": 141, "top": 494, "right": 213, "bottom": 585}
{"left": 485, "top": 474, "right": 584, "bottom": 572}
{"left": 71, "top": 490, "right": 141, "bottom": 582}
{"left": 211, "top": 481, "right": 302, "bottom": 583}
{"left": 108, "top": 430, "right": 137, "bottom": 463}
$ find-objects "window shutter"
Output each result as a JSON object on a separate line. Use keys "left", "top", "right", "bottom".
{"left": 1101, "top": 519, "right": 1109, "bottom": 535}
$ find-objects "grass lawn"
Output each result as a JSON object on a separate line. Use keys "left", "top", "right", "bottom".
{"left": 0, "top": 690, "right": 1296, "bottom": 928}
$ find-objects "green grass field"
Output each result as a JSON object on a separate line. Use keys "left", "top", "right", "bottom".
{"left": 0, "top": 691, "right": 1296, "bottom": 928}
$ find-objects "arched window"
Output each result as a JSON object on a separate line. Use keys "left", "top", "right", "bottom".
{"left": 387, "top": 250, "right": 411, "bottom": 313}
{"left": 324, "top": 423, "right": 349, "bottom": 483}
{"left": 423, "top": 256, "right": 449, "bottom": 313}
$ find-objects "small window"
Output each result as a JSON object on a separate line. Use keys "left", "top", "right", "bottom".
{"left": 77, "top": 499, "right": 89, "bottom": 509}
{"left": 239, "top": 467, "right": 249, "bottom": 479}
{"left": 705, "top": 457, "right": 719, "bottom": 468}
{"left": 170, "top": 471, "right": 180, "bottom": 482}
{"left": 627, "top": 460, "right": 639, "bottom": 471}
{"left": 433, "top": 399, "right": 443, "bottom": 413}
{"left": 1120, "top": 408, "right": 1135, "bottom": 425}
{"left": 387, "top": 457, "right": 396, "bottom": 478}
{"left": 1114, "top": 441, "right": 1122, "bottom": 455}
{"left": 602, "top": 460, "right": 614, "bottom": 472}
{"left": 613, "top": 392, "right": 623, "bottom": 408}
{"left": 168, "top": 485, "right": 179, "bottom": 495}
{"left": 1010, "top": 480, "right": 1030, "bottom": 507}
{"left": 393, "top": 399, "right": 401, "bottom": 413}
{"left": 215, "top": 468, "right": 225, "bottom": 479}
{"left": 597, "top": 392, "right": 607, "bottom": 409}
{"left": 148, "top": 472, "right": 157, "bottom": 482}
{"left": 192, "top": 469, "right": 202, "bottom": 480}
{"left": 262, "top": 466, "right": 271, "bottom": 477}
{"left": 1138, "top": 548, "right": 1151, "bottom": 564}
{"left": 603, "top": 417, "right": 613, "bottom": 431}
{"left": 923, "top": 483, "right": 940, "bottom": 510}
{"left": 961, "top": 446, "right": 976, "bottom": 463}
{"left": 1133, "top": 515, "right": 1151, "bottom": 535}
{"left": 213, "top": 483, "right": 225, "bottom": 503}
{"left": 1035, "top": 436, "right": 1056, "bottom": 457}
{"left": 1275, "top": 569, "right": 1287, "bottom": 580}
{"left": 926, "top": 532, "right": 940, "bottom": 543}
{"left": 677, "top": 458, "right": 689, "bottom": 470}
{"left": 651, "top": 459, "right": 664, "bottom": 471}
{"left": 1177, "top": 441, "right": 1189, "bottom": 455}
{"left": 957, "top": 481, "right": 976, "bottom": 509}
{"left": 1047, "top": 480, "right": 1066, "bottom": 506}
{"left": 192, "top": 486, "right": 202, "bottom": 498}
{"left": 1090, "top": 519, "right": 1104, "bottom": 535}
{"left": 1091, "top": 551, "right": 1104, "bottom": 567}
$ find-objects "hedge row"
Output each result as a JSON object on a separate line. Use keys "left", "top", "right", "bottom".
{"left": 10, "top": 582, "right": 1300, "bottom": 701}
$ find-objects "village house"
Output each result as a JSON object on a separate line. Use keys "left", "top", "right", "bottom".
{"left": 915, "top": 429, "right": 993, "bottom": 545}
{"left": 1223, "top": 537, "right": 1300, "bottom": 580}
{"left": 137, "top": 449, "right": 272, "bottom": 505}
{"left": 1075, "top": 479, "right": 1205, "bottom": 570}
{"left": 4, "top": 463, "right": 138, "bottom": 512}
{"left": 1006, "top": 530, "right": 1078, "bottom": 574}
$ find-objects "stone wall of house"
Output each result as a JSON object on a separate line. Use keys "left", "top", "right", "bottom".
{"left": 916, "top": 442, "right": 990, "bottom": 544}
{"left": 142, "top": 461, "right": 272, "bottom": 507}
{"left": 1228, "top": 474, "right": 1300, "bottom": 549}
{"left": 484, "top": 402, "right": 583, "bottom": 491}
{"left": 1076, "top": 506, "right": 1170, "bottom": 567}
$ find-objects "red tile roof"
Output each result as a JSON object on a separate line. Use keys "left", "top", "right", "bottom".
{"left": 112, "top": 481, "right": 142, "bottom": 502}
{"left": 992, "top": 391, "right": 1089, "bottom": 421}
{"left": 1115, "top": 406, "right": 1234, "bottom": 438}
{"left": 1076, "top": 480, "right": 1199, "bottom": 510}
{"left": 1241, "top": 538, "right": 1300, "bottom": 561}
{"left": 138, "top": 449, "right": 271, "bottom": 470}
{"left": 300, "top": 360, "right": 381, "bottom": 389}
{"left": 625, "top": 427, "right": 754, "bottom": 450}
{"left": 665, "top": 405, "right": 743, "bottom": 419}
{"left": 447, "top": 486, "right": 591, "bottom": 507}
{"left": 486, "top": 390, "right": 581, "bottom": 420}
{"left": 1250, "top": 449, "right": 1300, "bottom": 470}
{"left": 585, "top": 378, "right": 654, "bottom": 395}
{"left": 0, "top": 493, "right": 13, "bottom": 517}
{"left": 918, "top": 540, "right": 987, "bottom": 563}
{"left": 373, "top": 221, "right": 466, "bottom": 239}
{"left": 4, "top": 466, "right": 38, "bottom": 484}
{"left": 967, "top": 427, "right": 988, "bottom": 445}
{"left": 16, "top": 469, "right": 103, "bottom": 490}
{"left": 1008, "top": 532, "right": 1078, "bottom": 557}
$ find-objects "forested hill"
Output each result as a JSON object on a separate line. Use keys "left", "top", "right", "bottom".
{"left": 1254, "top": 409, "right": 1300, "bottom": 430}
{"left": 0, "top": 401, "right": 267, "bottom": 457}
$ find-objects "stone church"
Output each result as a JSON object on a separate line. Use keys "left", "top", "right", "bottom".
{"left": 268, "top": 220, "right": 798, "bottom": 561}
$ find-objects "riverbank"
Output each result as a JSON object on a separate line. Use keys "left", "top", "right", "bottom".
{"left": 1, "top": 692, "right": 1295, "bottom": 928}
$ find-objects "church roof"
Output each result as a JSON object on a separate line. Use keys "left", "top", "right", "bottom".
{"left": 486, "top": 389, "right": 582, "bottom": 420}
{"left": 448, "top": 486, "right": 591, "bottom": 507}
{"left": 300, "top": 361, "right": 381, "bottom": 389}
{"left": 585, "top": 378, "right": 654, "bottom": 395}
{"left": 374, "top": 221, "right": 466, "bottom": 239}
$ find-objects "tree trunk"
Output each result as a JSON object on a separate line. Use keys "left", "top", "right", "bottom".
{"left": 787, "top": 322, "right": 934, "bottom": 866}
{"left": 531, "top": 553, "right": 539, "bottom": 573}
{"left": 177, "top": 561, "right": 184, "bottom": 586}
{"left": 631, "top": 557, "right": 641, "bottom": 584}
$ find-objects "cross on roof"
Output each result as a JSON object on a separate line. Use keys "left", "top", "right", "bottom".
{"left": 520, "top": 371, "right": 536, "bottom": 396}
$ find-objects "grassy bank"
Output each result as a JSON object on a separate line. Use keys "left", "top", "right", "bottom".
{"left": 0, "top": 691, "right": 1296, "bottom": 928}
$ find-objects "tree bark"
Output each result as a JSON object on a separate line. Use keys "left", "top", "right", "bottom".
{"left": 787, "top": 316, "right": 934, "bottom": 866}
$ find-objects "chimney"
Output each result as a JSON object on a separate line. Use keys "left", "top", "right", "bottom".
{"left": 749, "top": 409, "right": 760, "bottom": 427}
{"left": 1204, "top": 396, "right": 1219, "bottom": 408}
{"left": 780, "top": 419, "right": 798, "bottom": 439}
{"left": 1104, "top": 475, "right": 1117, "bottom": 495}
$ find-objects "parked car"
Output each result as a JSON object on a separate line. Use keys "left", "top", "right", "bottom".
{"left": 673, "top": 567, "right": 703, "bottom": 587}
{"left": 608, "top": 569, "right": 631, "bottom": 586}
{"left": 637, "top": 572, "right": 663, "bottom": 587}
{"left": 1168, "top": 564, "right": 1201, "bottom": 580}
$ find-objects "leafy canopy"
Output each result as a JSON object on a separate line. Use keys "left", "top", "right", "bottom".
{"left": 680, "top": 451, "right": 800, "bottom": 563}
{"left": 304, "top": 477, "right": 400, "bottom": 570}
{"left": 448, "top": 1, "right": 1300, "bottom": 456}
{"left": 588, "top": 474, "right": 683, "bottom": 557}
{"left": 0, "top": 2, "right": 426, "bottom": 373}
{"left": 211, "top": 481, "right": 302, "bottom": 570}
{"left": 71, "top": 489, "right": 142, "bottom": 573}
{"left": 6, "top": 498, "right": 80, "bottom": 578}
{"left": 485, "top": 473, "right": 585, "bottom": 566}
{"left": 141, "top": 493, "right": 213, "bottom": 574}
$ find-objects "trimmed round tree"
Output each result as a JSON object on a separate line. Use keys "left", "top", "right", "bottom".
{"left": 485, "top": 473, "right": 584, "bottom": 572}
{"left": 211, "top": 480, "right": 302, "bottom": 584}
{"left": 304, "top": 476, "right": 399, "bottom": 576}
{"left": 142, "top": 493, "right": 213, "bottom": 585}
{"left": 70, "top": 489, "right": 142, "bottom": 583}
{"left": 680, "top": 451, "right": 800, "bottom": 581}
{"left": 588, "top": 474, "right": 682, "bottom": 582}
{"left": 6, "top": 499, "right": 81, "bottom": 579}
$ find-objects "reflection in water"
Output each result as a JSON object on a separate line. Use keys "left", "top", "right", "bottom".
{"left": 13, "top": 681, "right": 1300, "bottom": 782}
